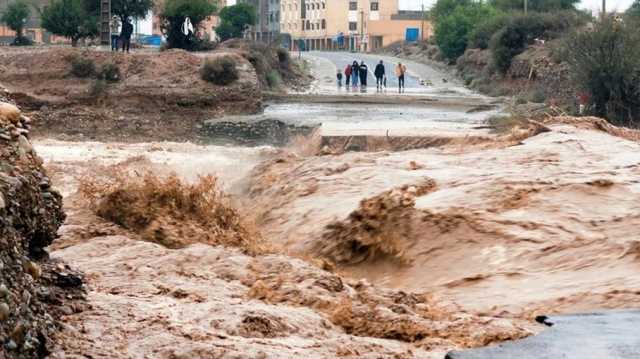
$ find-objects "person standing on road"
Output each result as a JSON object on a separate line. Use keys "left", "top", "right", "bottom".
{"left": 110, "top": 16, "right": 120, "bottom": 52}
{"left": 351, "top": 61, "right": 360, "bottom": 88}
{"left": 336, "top": 70, "right": 343, "bottom": 88}
{"left": 344, "top": 64, "right": 352, "bottom": 86}
{"left": 121, "top": 18, "right": 134, "bottom": 53}
{"left": 359, "top": 61, "right": 368, "bottom": 88}
{"left": 374, "top": 60, "right": 385, "bottom": 90}
{"left": 395, "top": 62, "right": 407, "bottom": 93}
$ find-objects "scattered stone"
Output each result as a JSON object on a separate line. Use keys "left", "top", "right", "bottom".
{"left": 4, "top": 339, "right": 17, "bottom": 351}
{"left": 0, "top": 284, "right": 9, "bottom": 298}
{"left": 17, "top": 135, "right": 33, "bottom": 154}
{"left": 0, "top": 302, "right": 10, "bottom": 321}
{"left": 0, "top": 102, "right": 20, "bottom": 123}
{"left": 24, "top": 261, "right": 41, "bottom": 280}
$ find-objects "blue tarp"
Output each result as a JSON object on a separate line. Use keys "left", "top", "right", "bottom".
{"left": 137, "top": 35, "right": 162, "bottom": 46}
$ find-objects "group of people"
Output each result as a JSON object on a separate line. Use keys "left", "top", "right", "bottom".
{"left": 110, "top": 16, "right": 134, "bottom": 53}
{"left": 337, "top": 60, "right": 408, "bottom": 93}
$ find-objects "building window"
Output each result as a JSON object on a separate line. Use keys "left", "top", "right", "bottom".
{"left": 322, "top": 2, "right": 325, "bottom": 9}
{"left": 370, "top": 2, "right": 378, "bottom": 11}
{"left": 306, "top": 20, "right": 311, "bottom": 30}
{"left": 321, "top": 19, "right": 325, "bottom": 29}
{"left": 349, "top": 1, "right": 357, "bottom": 10}
{"left": 348, "top": 22, "right": 357, "bottom": 31}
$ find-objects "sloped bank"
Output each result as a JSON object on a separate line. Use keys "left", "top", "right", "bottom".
{"left": 0, "top": 99, "right": 82, "bottom": 357}
{"left": 0, "top": 48, "right": 262, "bottom": 142}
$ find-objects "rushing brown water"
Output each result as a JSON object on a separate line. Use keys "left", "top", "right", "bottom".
{"left": 35, "top": 116, "right": 640, "bottom": 358}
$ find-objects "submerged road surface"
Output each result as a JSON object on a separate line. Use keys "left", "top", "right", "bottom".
{"left": 447, "top": 311, "right": 640, "bottom": 359}
{"left": 301, "top": 51, "right": 479, "bottom": 98}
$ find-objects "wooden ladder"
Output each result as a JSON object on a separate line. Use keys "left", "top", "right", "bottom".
{"left": 100, "top": 0, "right": 111, "bottom": 45}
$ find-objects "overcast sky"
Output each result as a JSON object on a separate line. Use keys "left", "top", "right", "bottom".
{"left": 399, "top": 0, "right": 635, "bottom": 13}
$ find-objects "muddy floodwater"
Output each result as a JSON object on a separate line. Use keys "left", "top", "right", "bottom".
{"left": 21, "top": 50, "right": 640, "bottom": 358}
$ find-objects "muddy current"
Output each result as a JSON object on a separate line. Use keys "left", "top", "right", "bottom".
{"left": 33, "top": 112, "right": 640, "bottom": 357}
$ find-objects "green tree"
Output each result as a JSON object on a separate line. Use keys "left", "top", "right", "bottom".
{"left": 566, "top": 18, "right": 640, "bottom": 126}
{"left": 1, "top": 0, "right": 31, "bottom": 45}
{"left": 490, "top": 0, "right": 579, "bottom": 12}
{"left": 434, "top": 3, "right": 498, "bottom": 59}
{"left": 41, "top": 0, "right": 98, "bottom": 46}
{"left": 111, "top": 0, "right": 153, "bottom": 23}
{"left": 430, "top": 0, "right": 471, "bottom": 23}
{"left": 161, "top": 0, "right": 217, "bottom": 50}
{"left": 626, "top": 0, "right": 640, "bottom": 18}
{"left": 215, "top": 3, "right": 256, "bottom": 41}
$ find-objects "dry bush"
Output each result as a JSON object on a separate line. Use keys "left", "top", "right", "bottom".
{"left": 78, "top": 171, "right": 265, "bottom": 254}
{"left": 69, "top": 55, "right": 96, "bottom": 78}
{"left": 200, "top": 56, "right": 239, "bottom": 85}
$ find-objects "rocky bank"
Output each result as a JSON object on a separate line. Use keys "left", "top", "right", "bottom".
{"left": 0, "top": 97, "right": 82, "bottom": 358}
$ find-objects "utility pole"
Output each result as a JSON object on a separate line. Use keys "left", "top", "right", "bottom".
{"left": 360, "top": 8, "right": 364, "bottom": 52}
{"left": 602, "top": 0, "right": 606, "bottom": 20}
{"left": 421, "top": 2, "right": 425, "bottom": 41}
{"left": 524, "top": 0, "right": 527, "bottom": 14}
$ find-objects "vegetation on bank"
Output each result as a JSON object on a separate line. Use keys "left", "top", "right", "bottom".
{"left": 426, "top": 0, "right": 640, "bottom": 126}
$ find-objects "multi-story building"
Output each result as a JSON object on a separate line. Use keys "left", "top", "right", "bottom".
{"left": 279, "top": 0, "right": 431, "bottom": 52}
{"left": 240, "top": 0, "right": 281, "bottom": 42}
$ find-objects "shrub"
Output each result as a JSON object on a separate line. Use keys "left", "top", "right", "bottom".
{"left": 489, "top": 11, "right": 589, "bottom": 73}
{"left": 490, "top": 0, "right": 579, "bottom": 12}
{"left": 265, "top": 70, "right": 281, "bottom": 88}
{"left": 430, "top": 0, "right": 471, "bottom": 23}
{"left": 276, "top": 48, "right": 290, "bottom": 67}
{"left": 89, "top": 79, "right": 107, "bottom": 97}
{"left": 527, "top": 87, "right": 547, "bottom": 103}
{"left": 98, "top": 63, "right": 121, "bottom": 82}
{"left": 468, "top": 13, "right": 509, "bottom": 49}
{"left": 70, "top": 56, "right": 96, "bottom": 78}
{"left": 435, "top": 3, "right": 498, "bottom": 59}
{"left": 200, "top": 56, "right": 239, "bottom": 85}
{"left": 566, "top": 18, "right": 640, "bottom": 126}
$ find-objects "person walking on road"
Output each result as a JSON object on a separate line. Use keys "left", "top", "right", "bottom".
{"left": 359, "top": 61, "right": 368, "bottom": 88}
{"left": 395, "top": 62, "right": 407, "bottom": 93}
{"left": 374, "top": 60, "right": 385, "bottom": 90}
{"left": 121, "top": 18, "right": 134, "bottom": 53}
{"left": 336, "top": 70, "right": 343, "bottom": 88}
{"left": 110, "top": 16, "right": 120, "bottom": 52}
{"left": 351, "top": 61, "right": 360, "bottom": 88}
{"left": 344, "top": 64, "right": 352, "bottom": 86}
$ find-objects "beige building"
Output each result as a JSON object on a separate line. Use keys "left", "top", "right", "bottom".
{"left": 280, "top": 0, "right": 430, "bottom": 52}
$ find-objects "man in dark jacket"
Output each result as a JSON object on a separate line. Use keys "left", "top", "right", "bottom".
{"left": 351, "top": 61, "right": 359, "bottom": 87}
{"left": 374, "top": 60, "right": 385, "bottom": 90}
{"left": 121, "top": 18, "right": 134, "bottom": 53}
{"left": 359, "top": 61, "right": 368, "bottom": 88}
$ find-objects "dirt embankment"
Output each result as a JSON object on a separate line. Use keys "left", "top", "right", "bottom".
{"left": 0, "top": 99, "right": 83, "bottom": 358}
{"left": 0, "top": 47, "right": 264, "bottom": 142}
{"left": 380, "top": 41, "right": 575, "bottom": 109}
